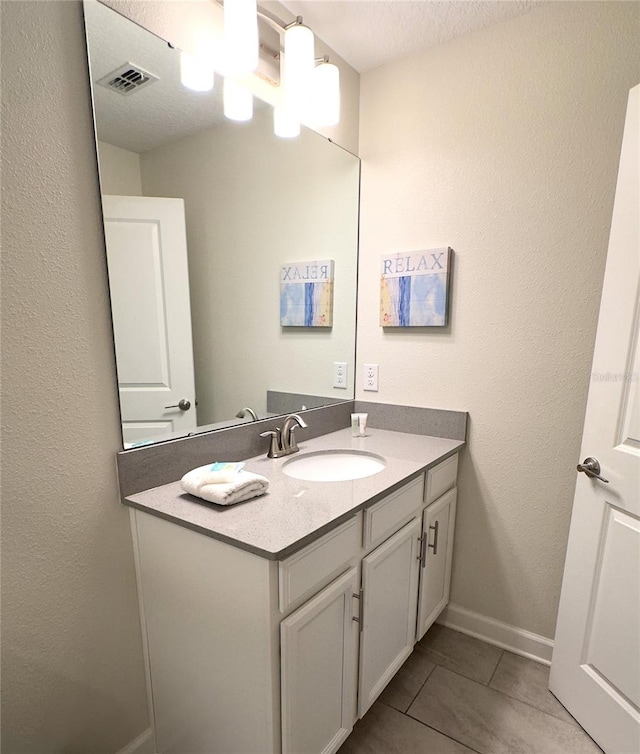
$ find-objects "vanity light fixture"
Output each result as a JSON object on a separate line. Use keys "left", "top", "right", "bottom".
{"left": 273, "top": 104, "right": 300, "bottom": 138}
{"left": 274, "top": 23, "right": 340, "bottom": 136}
{"left": 197, "top": 3, "right": 341, "bottom": 132}
{"left": 223, "top": 76, "right": 253, "bottom": 121}
{"left": 180, "top": 51, "right": 215, "bottom": 92}
{"left": 224, "top": 0, "right": 259, "bottom": 76}
{"left": 311, "top": 56, "right": 340, "bottom": 127}
{"left": 282, "top": 17, "right": 314, "bottom": 119}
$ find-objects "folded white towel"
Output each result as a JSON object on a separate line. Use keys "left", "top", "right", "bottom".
{"left": 181, "top": 465, "right": 269, "bottom": 506}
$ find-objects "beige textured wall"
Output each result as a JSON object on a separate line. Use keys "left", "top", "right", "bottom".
{"left": 358, "top": 1, "right": 640, "bottom": 639}
{"left": 140, "top": 110, "right": 359, "bottom": 424}
{"left": 1, "top": 2, "right": 149, "bottom": 752}
{"left": 97, "top": 141, "right": 142, "bottom": 196}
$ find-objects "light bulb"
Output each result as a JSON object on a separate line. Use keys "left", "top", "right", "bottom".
{"left": 224, "top": 78, "right": 253, "bottom": 121}
{"left": 224, "top": 0, "right": 258, "bottom": 76}
{"left": 311, "top": 61, "right": 340, "bottom": 126}
{"left": 274, "top": 105, "right": 300, "bottom": 138}
{"left": 283, "top": 20, "right": 314, "bottom": 118}
{"left": 180, "top": 51, "right": 214, "bottom": 92}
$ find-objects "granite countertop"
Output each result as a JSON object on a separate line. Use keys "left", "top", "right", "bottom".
{"left": 124, "top": 427, "right": 464, "bottom": 560}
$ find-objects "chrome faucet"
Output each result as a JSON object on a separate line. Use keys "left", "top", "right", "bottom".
{"left": 260, "top": 413, "right": 308, "bottom": 458}
{"left": 236, "top": 406, "right": 259, "bottom": 422}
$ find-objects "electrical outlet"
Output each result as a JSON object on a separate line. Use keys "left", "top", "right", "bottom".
{"left": 363, "top": 363, "right": 379, "bottom": 392}
{"left": 333, "top": 362, "right": 348, "bottom": 389}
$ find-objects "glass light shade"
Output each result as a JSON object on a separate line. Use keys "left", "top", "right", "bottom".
{"left": 180, "top": 51, "right": 214, "bottom": 92}
{"left": 274, "top": 105, "right": 300, "bottom": 138}
{"left": 224, "top": 0, "right": 258, "bottom": 76}
{"left": 283, "top": 22, "right": 314, "bottom": 118}
{"left": 223, "top": 78, "right": 253, "bottom": 121}
{"left": 311, "top": 61, "right": 340, "bottom": 126}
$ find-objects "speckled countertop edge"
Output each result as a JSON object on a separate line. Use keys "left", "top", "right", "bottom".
{"left": 124, "top": 428, "right": 465, "bottom": 560}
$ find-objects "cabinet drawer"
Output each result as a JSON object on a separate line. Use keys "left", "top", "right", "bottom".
{"left": 279, "top": 515, "right": 361, "bottom": 612}
{"left": 363, "top": 476, "right": 424, "bottom": 550}
{"left": 425, "top": 453, "right": 458, "bottom": 505}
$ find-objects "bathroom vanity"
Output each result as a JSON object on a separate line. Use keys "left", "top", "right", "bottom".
{"left": 124, "top": 427, "right": 463, "bottom": 754}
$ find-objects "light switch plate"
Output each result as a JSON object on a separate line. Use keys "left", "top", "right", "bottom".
{"left": 333, "top": 362, "right": 348, "bottom": 389}
{"left": 363, "top": 363, "right": 379, "bottom": 391}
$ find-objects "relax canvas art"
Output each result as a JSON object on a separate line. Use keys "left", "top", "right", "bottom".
{"left": 280, "top": 260, "right": 334, "bottom": 327}
{"left": 380, "top": 248, "right": 452, "bottom": 327}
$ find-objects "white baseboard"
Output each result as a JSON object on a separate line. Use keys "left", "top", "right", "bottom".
{"left": 437, "top": 603, "right": 554, "bottom": 666}
{"left": 115, "top": 728, "right": 155, "bottom": 754}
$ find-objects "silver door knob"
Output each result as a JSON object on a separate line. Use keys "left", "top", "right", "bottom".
{"left": 577, "top": 457, "right": 609, "bottom": 483}
{"left": 164, "top": 399, "right": 191, "bottom": 411}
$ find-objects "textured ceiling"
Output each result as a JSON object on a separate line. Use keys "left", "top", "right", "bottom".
{"left": 85, "top": 0, "right": 543, "bottom": 153}
{"left": 280, "top": 0, "right": 542, "bottom": 72}
{"left": 85, "top": 1, "right": 227, "bottom": 153}
{"left": 85, "top": 1, "right": 270, "bottom": 154}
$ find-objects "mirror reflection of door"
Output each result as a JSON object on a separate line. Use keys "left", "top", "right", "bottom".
{"left": 103, "top": 195, "right": 197, "bottom": 446}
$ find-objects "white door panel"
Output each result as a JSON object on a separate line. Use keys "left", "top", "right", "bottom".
{"left": 586, "top": 507, "right": 640, "bottom": 709}
{"left": 102, "top": 195, "right": 197, "bottom": 443}
{"left": 358, "top": 518, "right": 421, "bottom": 717}
{"left": 550, "top": 85, "right": 640, "bottom": 754}
{"left": 280, "top": 568, "right": 359, "bottom": 754}
{"left": 106, "top": 219, "right": 170, "bottom": 385}
{"left": 417, "top": 488, "right": 457, "bottom": 641}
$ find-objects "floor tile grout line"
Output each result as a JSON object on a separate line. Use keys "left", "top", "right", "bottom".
{"left": 485, "top": 648, "right": 505, "bottom": 687}
{"left": 400, "top": 704, "right": 486, "bottom": 754}
{"left": 413, "top": 663, "right": 601, "bottom": 748}
{"left": 430, "top": 659, "right": 505, "bottom": 690}
{"left": 401, "top": 659, "right": 438, "bottom": 713}
{"left": 402, "top": 656, "right": 490, "bottom": 754}
{"left": 484, "top": 683, "right": 580, "bottom": 727}
{"left": 349, "top": 627, "right": 602, "bottom": 754}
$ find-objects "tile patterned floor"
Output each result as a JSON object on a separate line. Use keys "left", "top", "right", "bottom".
{"left": 339, "top": 625, "right": 603, "bottom": 754}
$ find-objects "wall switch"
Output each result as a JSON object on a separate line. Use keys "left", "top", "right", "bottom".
{"left": 363, "top": 363, "right": 379, "bottom": 392}
{"left": 333, "top": 362, "right": 348, "bottom": 389}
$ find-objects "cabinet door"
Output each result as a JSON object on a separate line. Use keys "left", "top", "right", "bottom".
{"left": 417, "top": 487, "right": 457, "bottom": 641}
{"left": 281, "top": 567, "right": 359, "bottom": 754}
{"left": 358, "top": 518, "right": 421, "bottom": 717}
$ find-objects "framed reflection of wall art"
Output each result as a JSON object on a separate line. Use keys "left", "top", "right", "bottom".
{"left": 380, "top": 247, "right": 452, "bottom": 327}
{"left": 280, "top": 260, "right": 334, "bottom": 327}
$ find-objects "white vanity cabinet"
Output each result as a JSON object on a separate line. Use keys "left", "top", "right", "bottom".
{"left": 131, "top": 452, "right": 459, "bottom": 754}
{"left": 280, "top": 567, "right": 360, "bottom": 754}
{"left": 417, "top": 452, "right": 459, "bottom": 641}
{"left": 358, "top": 517, "right": 421, "bottom": 716}
{"left": 417, "top": 487, "right": 457, "bottom": 640}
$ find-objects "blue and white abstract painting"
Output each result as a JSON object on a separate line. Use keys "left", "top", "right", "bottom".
{"left": 280, "top": 260, "right": 334, "bottom": 327}
{"left": 380, "top": 248, "right": 451, "bottom": 327}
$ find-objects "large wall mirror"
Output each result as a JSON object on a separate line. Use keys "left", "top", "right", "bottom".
{"left": 84, "top": 0, "right": 359, "bottom": 448}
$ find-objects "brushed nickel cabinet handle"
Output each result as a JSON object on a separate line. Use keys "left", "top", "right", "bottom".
{"left": 417, "top": 534, "right": 428, "bottom": 568}
{"left": 352, "top": 589, "right": 363, "bottom": 631}
{"left": 428, "top": 520, "right": 439, "bottom": 556}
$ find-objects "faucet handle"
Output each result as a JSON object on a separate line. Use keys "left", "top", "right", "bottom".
{"left": 260, "top": 430, "right": 281, "bottom": 459}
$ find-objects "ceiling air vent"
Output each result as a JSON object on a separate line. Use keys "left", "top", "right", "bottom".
{"left": 97, "top": 63, "right": 158, "bottom": 96}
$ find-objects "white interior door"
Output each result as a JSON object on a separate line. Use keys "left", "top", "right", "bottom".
{"left": 102, "top": 195, "right": 197, "bottom": 445}
{"left": 549, "top": 86, "right": 640, "bottom": 754}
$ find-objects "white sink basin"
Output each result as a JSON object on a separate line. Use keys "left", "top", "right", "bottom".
{"left": 282, "top": 450, "right": 386, "bottom": 482}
